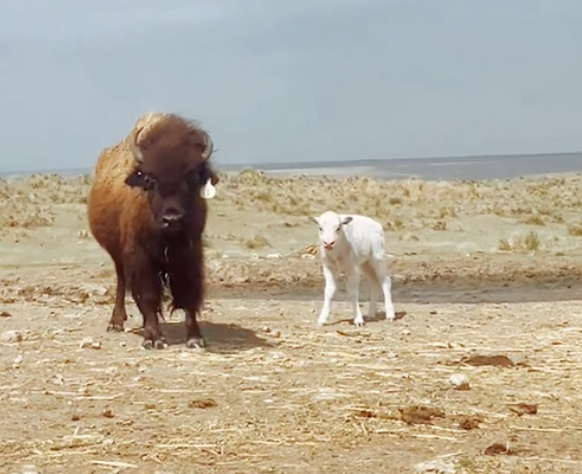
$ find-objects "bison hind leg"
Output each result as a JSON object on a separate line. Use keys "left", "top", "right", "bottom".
{"left": 107, "top": 260, "right": 128, "bottom": 332}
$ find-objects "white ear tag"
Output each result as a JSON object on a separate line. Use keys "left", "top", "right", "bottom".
{"left": 200, "top": 178, "right": 216, "bottom": 199}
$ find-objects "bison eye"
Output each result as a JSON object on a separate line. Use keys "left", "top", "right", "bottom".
{"left": 185, "top": 167, "right": 209, "bottom": 191}
{"left": 125, "top": 169, "right": 156, "bottom": 191}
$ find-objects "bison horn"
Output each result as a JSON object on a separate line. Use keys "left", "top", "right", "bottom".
{"left": 131, "top": 126, "right": 145, "bottom": 163}
{"left": 201, "top": 131, "right": 214, "bottom": 161}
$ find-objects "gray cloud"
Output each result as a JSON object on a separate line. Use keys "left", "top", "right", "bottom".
{"left": 1, "top": 0, "right": 581, "bottom": 172}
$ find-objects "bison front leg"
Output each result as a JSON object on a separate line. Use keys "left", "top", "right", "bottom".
{"left": 182, "top": 278, "right": 205, "bottom": 349}
{"left": 129, "top": 264, "right": 166, "bottom": 350}
{"left": 185, "top": 308, "right": 205, "bottom": 349}
{"left": 167, "top": 251, "right": 206, "bottom": 350}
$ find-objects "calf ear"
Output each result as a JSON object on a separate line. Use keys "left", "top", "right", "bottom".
{"left": 341, "top": 216, "right": 353, "bottom": 225}
{"left": 125, "top": 169, "right": 145, "bottom": 188}
{"left": 309, "top": 216, "right": 320, "bottom": 225}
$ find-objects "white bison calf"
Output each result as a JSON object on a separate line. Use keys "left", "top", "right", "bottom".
{"left": 310, "top": 210, "right": 396, "bottom": 326}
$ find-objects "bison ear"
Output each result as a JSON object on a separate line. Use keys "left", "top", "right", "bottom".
{"left": 125, "top": 169, "right": 145, "bottom": 188}
{"left": 209, "top": 169, "right": 220, "bottom": 185}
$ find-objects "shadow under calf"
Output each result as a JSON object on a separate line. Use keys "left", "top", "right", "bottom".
{"left": 131, "top": 320, "right": 273, "bottom": 353}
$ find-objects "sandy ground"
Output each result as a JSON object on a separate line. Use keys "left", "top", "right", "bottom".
{"left": 2, "top": 170, "right": 582, "bottom": 473}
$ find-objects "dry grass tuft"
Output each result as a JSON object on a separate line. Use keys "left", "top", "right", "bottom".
{"left": 1, "top": 170, "right": 582, "bottom": 238}
{"left": 567, "top": 222, "right": 582, "bottom": 237}
{"left": 522, "top": 215, "right": 546, "bottom": 226}
{"left": 498, "top": 231, "right": 542, "bottom": 253}
{"left": 245, "top": 235, "right": 271, "bottom": 249}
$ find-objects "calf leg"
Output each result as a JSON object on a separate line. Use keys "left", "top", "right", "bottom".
{"left": 107, "top": 260, "right": 128, "bottom": 332}
{"left": 361, "top": 261, "right": 380, "bottom": 321}
{"left": 317, "top": 264, "right": 337, "bottom": 326}
{"left": 347, "top": 269, "right": 364, "bottom": 326}
{"left": 371, "top": 260, "right": 396, "bottom": 321}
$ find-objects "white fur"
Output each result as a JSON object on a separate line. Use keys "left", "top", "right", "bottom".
{"left": 311, "top": 210, "right": 396, "bottom": 326}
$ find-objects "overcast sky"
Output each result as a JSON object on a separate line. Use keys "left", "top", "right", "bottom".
{"left": 1, "top": 0, "right": 581, "bottom": 172}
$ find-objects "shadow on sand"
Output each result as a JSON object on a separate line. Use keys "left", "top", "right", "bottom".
{"left": 130, "top": 321, "right": 274, "bottom": 354}
{"left": 328, "top": 311, "right": 408, "bottom": 327}
{"left": 211, "top": 277, "right": 582, "bottom": 306}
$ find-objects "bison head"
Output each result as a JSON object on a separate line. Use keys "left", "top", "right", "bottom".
{"left": 124, "top": 115, "right": 219, "bottom": 237}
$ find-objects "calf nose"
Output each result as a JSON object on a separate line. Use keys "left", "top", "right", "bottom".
{"left": 323, "top": 241, "right": 335, "bottom": 250}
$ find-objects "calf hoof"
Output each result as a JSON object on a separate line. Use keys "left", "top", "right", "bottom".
{"left": 107, "top": 322, "right": 125, "bottom": 332}
{"left": 186, "top": 337, "right": 206, "bottom": 350}
{"left": 353, "top": 319, "right": 365, "bottom": 327}
{"left": 143, "top": 339, "right": 167, "bottom": 350}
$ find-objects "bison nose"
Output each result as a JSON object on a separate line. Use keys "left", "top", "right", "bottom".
{"left": 161, "top": 211, "right": 184, "bottom": 226}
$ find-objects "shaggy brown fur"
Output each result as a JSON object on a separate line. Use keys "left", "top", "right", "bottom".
{"left": 87, "top": 112, "right": 219, "bottom": 350}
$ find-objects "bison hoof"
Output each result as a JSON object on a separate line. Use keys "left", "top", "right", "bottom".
{"left": 143, "top": 339, "right": 167, "bottom": 350}
{"left": 186, "top": 337, "right": 206, "bottom": 350}
{"left": 107, "top": 322, "right": 125, "bottom": 332}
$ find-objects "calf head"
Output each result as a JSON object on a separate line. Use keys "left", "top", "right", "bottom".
{"left": 310, "top": 211, "right": 353, "bottom": 251}
{"left": 125, "top": 116, "right": 219, "bottom": 237}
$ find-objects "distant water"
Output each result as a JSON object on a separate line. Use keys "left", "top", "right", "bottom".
{"left": 2, "top": 152, "right": 582, "bottom": 181}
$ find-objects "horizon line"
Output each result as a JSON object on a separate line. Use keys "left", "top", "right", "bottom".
{"left": 2, "top": 149, "right": 582, "bottom": 177}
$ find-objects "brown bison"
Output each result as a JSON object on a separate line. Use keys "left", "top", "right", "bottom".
{"left": 87, "top": 112, "right": 219, "bottom": 350}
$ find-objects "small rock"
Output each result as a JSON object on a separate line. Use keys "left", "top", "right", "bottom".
{"left": 101, "top": 409, "right": 114, "bottom": 418}
{"left": 1, "top": 330, "right": 23, "bottom": 343}
{"left": 415, "top": 459, "right": 456, "bottom": 474}
{"left": 80, "top": 337, "right": 101, "bottom": 349}
{"left": 449, "top": 373, "right": 470, "bottom": 390}
{"left": 21, "top": 464, "right": 40, "bottom": 474}
{"left": 401, "top": 329, "right": 411, "bottom": 336}
{"left": 0, "top": 311, "right": 12, "bottom": 317}
{"left": 457, "top": 414, "right": 482, "bottom": 430}
{"left": 266, "top": 253, "right": 282, "bottom": 259}
{"left": 272, "top": 330, "right": 281, "bottom": 338}
{"left": 460, "top": 354, "right": 520, "bottom": 367}
{"left": 51, "top": 374, "right": 65, "bottom": 385}
{"left": 13, "top": 354, "right": 23, "bottom": 367}
{"left": 399, "top": 405, "right": 445, "bottom": 425}
{"left": 484, "top": 442, "right": 511, "bottom": 455}
{"left": 508, "top": 402, "right": 538, "bottom": 416}
{"left": 188, "top": 398, "right": 217, "bottom": 409}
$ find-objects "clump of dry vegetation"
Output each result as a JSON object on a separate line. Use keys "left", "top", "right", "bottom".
{"left": 214, "top": 171, "right": 582, "bottom": 232}
{"left": 245, "top": 235, "right": 271, "bottom": 249}
{"left": 2, "top": 170, "right": 582, "bottom": 254}
{"left": 498, "top": 231, "right": 542, "bottom": 253}
{"left": 567, "top": 222, "right": 582, "bottom": 236}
